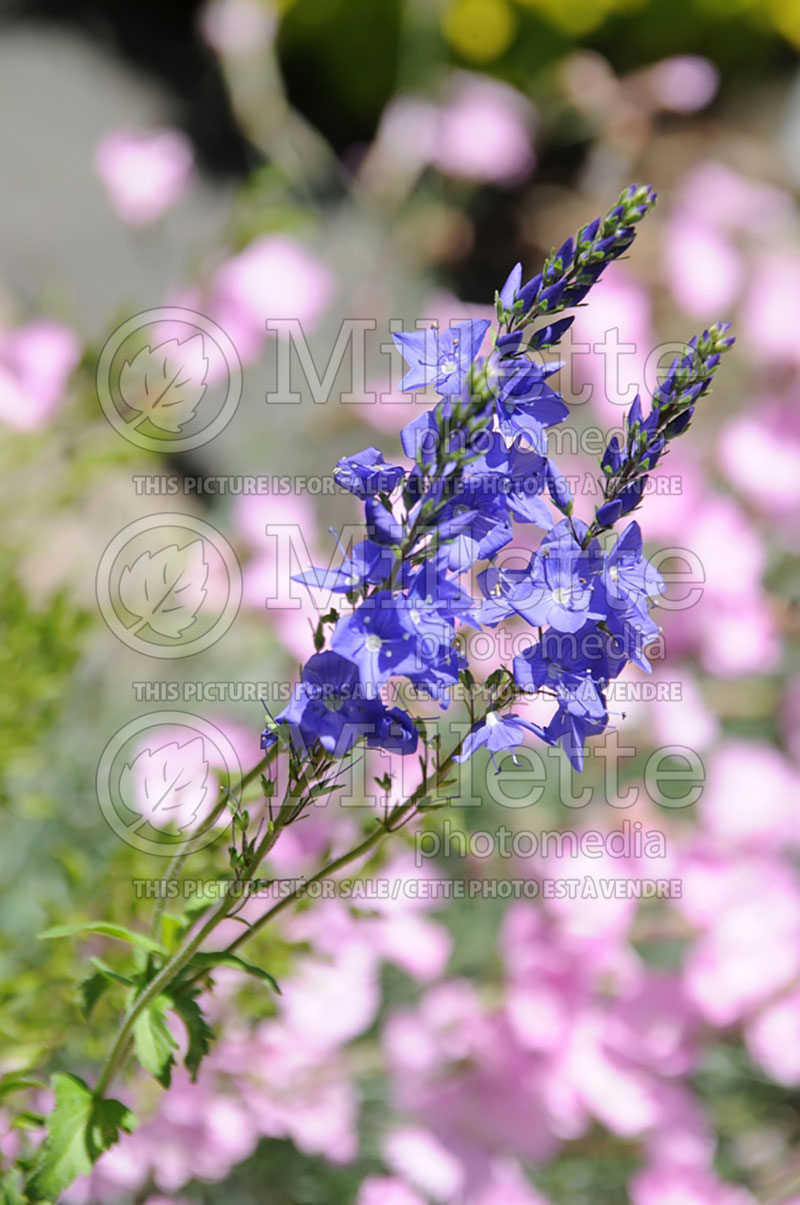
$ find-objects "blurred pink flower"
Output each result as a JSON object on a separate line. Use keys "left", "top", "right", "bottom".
{"left": 471, "top": 1161, "right": 551, "bottom": 1204}
{"left": 434, "top": 74, "right": 535, "bottom": 185}
{"left": 643, "top": 1082, "right": 714, "bottom": 1170}
{"left": 222, "top": 1020, "right": 359, "bottom": 1162}
{"left": 278, "top": 945, "right": 380, "bottom": 1053}
{"left": 357, "top": 1176, "right": 427, "bottom": 1205}
{"left": 630, "top": 1164, "right": 758, "bottom": 1205}
{"left": 665, "top": 212, "right": 742, "bottom": 318}
{"left": 675, "top": 162, "right": 793, "bottom": 233}
{"left": 634, "top": 666, "right": 719, "bottom": 750}
{"left": 679, "top": 850, "right": 800, "bottom": 1025}
{"left": 719, "top": 404, "right": 800, "bottom": 512}
{"left": 209, "top": 235, "right": 333, "bottom": 364}
{"left": 643, "top": 56, "right": 719, "bottom": 113}
{"left": 606, "top": 976, "right": 698, "bottom": 1078}
{"left": 383, "top": 1126, "right": 465, "bottom": 1202}
{"left": 742, "top": 255, "right": 800, "bottom": 368}
{"left": 235, "top": 491, "right": 317, "bottom": 552}
{"left": 568, "top": 263, "right": 654, "bottom": 424}
{"left": 373, "top": 74, "right": 535, "bottom": 188}
{"left": 126, "top": 725, "right": 234, "bottom": 833}
{"left": 0, "top": 320, "right": 80, "bottom": 430}
{"left": 701, "top": 742, "right": 800, "bottom": 851}
{"left": 95, "top": 129, "right": 194, "bottom": 225}
{"left": 662, "top": 494, "right": 780, "bottom": 677}
{"left": 234, "top": 490, "right": 327, "bottom": 657}
{"left": 746, "top": 987, "right": 800, "bottom": 1085}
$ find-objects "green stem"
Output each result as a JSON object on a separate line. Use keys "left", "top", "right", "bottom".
{"left": 97, "top": 750, "right": 278, "bottom": 1097}
{"left": 214, "top": 734, "right": 467, "bottom": 960}
{"left": 149, "top": 749, "right": 275, "bottom": 940}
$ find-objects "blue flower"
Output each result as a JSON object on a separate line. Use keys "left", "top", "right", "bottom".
{"left": 463, "top": 432, "right": 553, "bottom": 529}
{"left": 595, "top": 478, "right": 648, "bottom": 529}
{"left": 393, "top": 319, "right": 490, "bottom": 395}
{"left": 334, "top": 447, "right": 405, "bottom": 498}
{"left": 544, "top": 708, "right": 606, "bottom": 773}
{"left": 365, "top": 706, "right": 418, "bottom": 755}
{"left": 602, "top": 602, "right": 661, "bottom": 673}
{"left": 594, "top": 521, "right": 664, "bottom": 617}
{"left": 405, "top": 562, "right": 477, "bottom": 628}
{"left": 513, "top": 629, "right": 608, "bottom": 722}
{"left": 276, "top": 651, "right": 386, "bottom": 756}
{"left": 486, "top": 350, "right": 569, "bottom": 439}
{"left": 330, "top": 592, "right": 422, "bottom": 691}
{"left": 454, "top": 711, "right": 547, "bottom": 768}
{"left": 434, "top": 495, "right": 514, "bottom": 573}
{"left": 293, "top": 538, "right": 394, "bottom": 594}
{"left": 365, "top": 497, "right": 405, "bottom": 545}
{"left": 405, "top": 643, "right": 464, "bottom": 706}
{"left": 490, "top": 523, "right": 603, "bottom": 634}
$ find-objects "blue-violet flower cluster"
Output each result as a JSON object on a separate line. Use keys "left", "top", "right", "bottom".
{"left": 262, "top": 184, "right": 734, "bottom": 777}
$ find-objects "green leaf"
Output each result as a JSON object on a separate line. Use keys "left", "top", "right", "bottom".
{"left": 11, "top": 1111, "right": 45, "bottom": 1131}
{"left": 39, "top": 922, "right": 165, "bottom": 957}
{"left": 186, "top": 952, "right": 281, "bottom": 994}
{"left": 86, "top": 1096, "right": 137, "bottom": 1162}
{"left": 0, "top": 1072, "right": 47, "bottom": 1101}
{"left": 132, "top": 996, "right": 177, "bottom": 1088}
{"left": 169, "top": 991, "right": 213, "bottom": 1080}
{"left": 78, "top": 961, "right": 134, "bottom": 1020}
{"left": 77, "top": 973, "right": 110, "bottom": 1021}
{"left": 160, "top": 912, "right": 185, "bottom": 953}
{"left": 0, "top": 1165, "right": 27, "bottom": 1205}
{"left": 26, "top": 1074, "right": 135, "bottom": 1202}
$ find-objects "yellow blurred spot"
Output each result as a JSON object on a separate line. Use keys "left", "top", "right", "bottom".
{"left": 443, "top": 0, "right": 517, "bottom": 61}
{"left": 515, "top": 0, "right": 644, "bottom": 35}
{"left": 765, "top": 0, "right": 800, "bottom": 46}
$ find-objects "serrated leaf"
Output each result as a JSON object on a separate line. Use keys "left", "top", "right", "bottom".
{"left": 118, "top": 738, "right": 209, "bottom": 831}
{"left": 79, "top": 961, "right": 135, "bottom": 1019}
{"left": 26, "top": 1074, "right": 135, "bottom": 1202}
{"left": 78, "top": 972, "right": 110, "bottom": 1021}
{"left": 186, "top": 952, "right": 281, "bottom": 994}
{"left": 39, "top": 922, "right": 165, "bottom": 957}
{"left": 118, "top": 540, "right": 208, "bottom": 638}
{"left": 132, "top": 996, "right": 177, "bottom": 1088}
{"left": 85, "top": 1095, "right": 137, "bottom": 1162}
{"left": 169, "top": 991, "right": 214, "bottom": 1080}
{"left": 119, "top": 335, "right": 208, "bottom": 433}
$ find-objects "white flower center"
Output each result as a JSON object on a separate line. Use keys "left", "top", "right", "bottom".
{"left": 485, "top": 712, "right": 502, "bottom": 727}
{"left": 365, "top": 634, "right": 382, "bottom": 652}
{"left": 552, "top": 587, "right": 574, "bottom": 607}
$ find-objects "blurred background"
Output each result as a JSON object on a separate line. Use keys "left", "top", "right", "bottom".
{"left": 1, "top": 0, "right": 800, "bottom": 1202}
